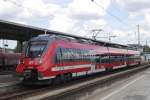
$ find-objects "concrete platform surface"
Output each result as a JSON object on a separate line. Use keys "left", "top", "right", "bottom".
{"left": 0, "top": 71, "right": 21, "bottom": 87}
{"left": 88, "top": 68, "right": 150, "bottom": 100}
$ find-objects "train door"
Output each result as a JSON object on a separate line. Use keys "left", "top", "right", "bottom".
{"left": 124, "top": 54, "right": 127, "bottom": 66}
{"left": 90, "top": 55, "right": 96, "bottom": 73}
{"left": 95, "top": 55, "right": 101, "bottom": 70}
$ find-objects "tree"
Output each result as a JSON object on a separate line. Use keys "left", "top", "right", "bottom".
{"left": 14, "top": 41, "right": 22, "bottom": 53}
{"left": 143, "top": 45, "right": 150, "bottom": 53}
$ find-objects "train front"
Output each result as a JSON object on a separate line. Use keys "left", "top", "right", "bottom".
{"left": 16, "top": 35, "right": 51, "bottom": 82}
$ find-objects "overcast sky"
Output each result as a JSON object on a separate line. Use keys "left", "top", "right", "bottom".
{"left": 0, "top": 0, "right": 150, "bottom": 49}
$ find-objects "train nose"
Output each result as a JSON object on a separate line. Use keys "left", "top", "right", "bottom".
{"left": 26, "top": 59, "right": 41, "bottom": 67}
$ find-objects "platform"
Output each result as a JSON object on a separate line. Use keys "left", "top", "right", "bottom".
{"left": 87, "top": 67, "right": 150, "bottom": 100}
{"left": 0, "top": 71, "right": 21, "bottom": 87}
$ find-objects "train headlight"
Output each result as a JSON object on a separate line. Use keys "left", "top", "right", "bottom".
{"left": 38, "top": 58, "right": 42, "bottom": 64}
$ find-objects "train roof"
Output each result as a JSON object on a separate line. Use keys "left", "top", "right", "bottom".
{"left": 0, "top": 19, "right": 136, "bottom": 50}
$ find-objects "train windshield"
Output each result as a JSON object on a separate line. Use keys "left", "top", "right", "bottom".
{"left": 26, "top": 41, "right": 48, "bottom": 58}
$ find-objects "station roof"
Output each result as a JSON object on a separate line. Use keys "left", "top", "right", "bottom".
{"left": 0, "top": 19, "right": 132, "bottom": 49}
{"left": 0, "top": 20, "right": 48, "bottom": 41}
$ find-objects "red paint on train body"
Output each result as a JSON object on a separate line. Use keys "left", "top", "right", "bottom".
{"left": 16, "top": 35, "right": 141, "bottom": 82}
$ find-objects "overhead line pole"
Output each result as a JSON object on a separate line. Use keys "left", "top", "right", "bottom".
{"left": 137, "top": 24, "right": 140, "bottom": 46}
{"left": 92, "top": 29, "right": 103, "bottom": 40}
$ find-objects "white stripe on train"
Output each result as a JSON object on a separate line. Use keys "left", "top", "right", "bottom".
{"left": 39, "top": 63, "right": 138, "bottom": 80}
{"left": 51, "top": 64, "right": 92, "bottom": 71}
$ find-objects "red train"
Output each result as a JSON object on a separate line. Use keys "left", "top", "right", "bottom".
{"left": 0, "top": 52, "right": 21, "bottom": 70}
{"left": 16, "top": 34, "right": 141, "bottom": 83}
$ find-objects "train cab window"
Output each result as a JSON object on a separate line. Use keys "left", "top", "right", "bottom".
{"left": 26, "top": 41, "right": 48, "bottom": 58}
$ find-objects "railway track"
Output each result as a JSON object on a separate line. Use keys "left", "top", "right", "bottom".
{"left": 0, "top": 64, "right": 149, "bottom": 100}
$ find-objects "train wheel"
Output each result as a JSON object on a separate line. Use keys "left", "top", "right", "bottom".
{"left": 67, "top": 73, "right": 72, "bottom": 82}
{"left": 61, "top": 73, "right": 72, "bottom": 83}
{"left": 105, "top": 67, "right": 113, "bottom": 72}
{"left": 61, "top": 74, "right": 66, "bottom": 83}
{"left": 53, "top": 75, "right": 61, "bottom": 85}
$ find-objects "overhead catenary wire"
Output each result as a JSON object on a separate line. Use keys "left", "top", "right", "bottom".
{"left": 84, "top": 0, "right": 128, "bottom": 38}
{"left": 90, "top": 0, "right": 144, "bottom": 45}
{"left": 91, "top": 0, "right": 139, "bottom": 33}
{"left": 3, "top": 0, "right": 142, "bottom": 45}
{"left": 91, "top": 0, "right": 129, "bottom": 27}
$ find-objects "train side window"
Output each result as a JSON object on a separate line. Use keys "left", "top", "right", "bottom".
{"left": 76, "top": 49, "right": 79, "bottom": 61}
{"left": 90, "top": 55, "right": 95, "bottom": 63}
{"left": 70, "top": 48, "right": 77, "bottom": 62}
{"left": 68, "top": 48, "right": 73, "bottom": 62}
{"left": 124, "top": 55, "right": 127, "bottom": 61}
{"left": 72, "top": 49, "right": 75, "bottom": 62}
{"left": 68, "top": 48, "right": 72, "bottom": 62}
{"left": 65, "top": 48, "right": 69, "bottom": 62}
{"left": 72, "top": 48, "right": 75, "bottom": 61}
{"left": 121, "top": 55, "right": 125, "bottom": 62}
{"left": 61, "top": 48, "right": 64, "bottom": 62}
{"left": 81, "top": 49, "right": 84, "bottom": 62}
{"left": 55, "top": 48, "right": 62, "bottom": 63}
{"left": 63, "top": 48, "right": 69, "bottom": 62}
{"left": 109, "top": 55, "right": 112, "bottom": 62}
{"left": 101, "top": 55, "right": 109, "bottom": 63}
{"left": 78, "top": 49, "right": 81, "bottom": 61}
{"left": 76, "top": 49, "right": 80, "bottom": 62}
{"left": 95, "top": 55, "right": 100, "bottom": 63}
{"left": 110, "top": 55, "right": 115, "bottom": 62}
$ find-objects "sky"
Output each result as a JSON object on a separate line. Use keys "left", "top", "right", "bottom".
{"left": 0, "top": 0, "right": 150, "bottom": 49}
